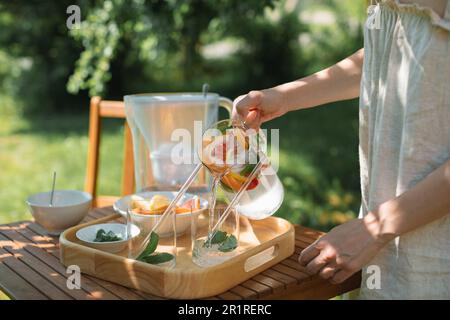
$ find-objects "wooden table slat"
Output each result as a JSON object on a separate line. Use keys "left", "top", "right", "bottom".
{"left": 0, "top": 245, "right": 70, "bottom": 300}
{"left": 295, "top": 239, "right": 313, "bottom": 249}
{"left": 0, "top": 261, "right": 47, "bottom": 300}
{"left": 217, "top": 291, "right": 243, "bottom": 300}
{"left": 229, "top": 285, "right": 258, "bottom": 299}
{"left": 251, "top": 274, "right": 285, "bottom": 294}
{"left": 0, "top": 233, "right": 100, "bottom": 300}
{"left": 240, "top": 279, "right": 272, "bottom": 297}
{"left": 271, "top": 264, "right": 310, "bottom": 282}
{"left": 261, "top": 269, "right": 297, "bottom": 287}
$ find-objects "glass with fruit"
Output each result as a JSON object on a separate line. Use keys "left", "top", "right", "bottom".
{"left": 200, "top": 119, "right": 284, "bottom": 220}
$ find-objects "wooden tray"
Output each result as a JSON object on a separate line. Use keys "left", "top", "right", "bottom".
{"left": 59, "top": 213, "right": 295, "bottom": 299}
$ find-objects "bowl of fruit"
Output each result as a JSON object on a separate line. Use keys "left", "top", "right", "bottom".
{"left": 113, "top": 191, "right": 208, "bottom": 237}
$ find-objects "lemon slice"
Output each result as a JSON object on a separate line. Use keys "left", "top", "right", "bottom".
{"left": 130, "top": 195, "right": 150, "bottom": 211}
{"left": 148, "top": 194, "right": 170, "bottom": 211}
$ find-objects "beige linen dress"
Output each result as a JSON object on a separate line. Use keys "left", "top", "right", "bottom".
{"left": 359, "top": 0, "right": 450, "bottom": 299}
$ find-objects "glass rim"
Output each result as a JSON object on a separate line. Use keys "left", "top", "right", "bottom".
{"left": 124, "top": 92, "right": 220, "bottom": 103}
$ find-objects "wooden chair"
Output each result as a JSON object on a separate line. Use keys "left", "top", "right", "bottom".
{"left": 85, "top": 96, "right": 135, "bottom": 207}
{"left": 85, "top": 96, "right": 209, "bottom": 208}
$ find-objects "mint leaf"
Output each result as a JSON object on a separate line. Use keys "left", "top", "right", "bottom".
{"left": 141, "top": 252, "right": 174, "bottom": 265}
{"left": 218, "top": 234, "right": 238, "bottom": 252}
{"left": 94, "top": 229, "right": 106, "bottom": 242}
{"left": 137, "top": 232, "right": 159, "bottom": 260}
{"left": 94, "top": 229, "right": 122, "bottom": 242}
{"left": 239, "top": 164, "right": 256, "bottom": 176}
{"left": 210, "top": 230, "right": 228, "bottom": 244}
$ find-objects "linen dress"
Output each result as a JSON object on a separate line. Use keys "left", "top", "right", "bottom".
{"left": 359, "top": 0, "right": 450, "bottom": 299}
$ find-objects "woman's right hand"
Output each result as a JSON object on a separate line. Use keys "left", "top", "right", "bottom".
{"left": 232, "top": 89, "right": 287, "bottom": 128}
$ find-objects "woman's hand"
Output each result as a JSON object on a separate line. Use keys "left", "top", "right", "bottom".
{"left": 298, "top": 213, "right": 393, "bottom": 284}
{"left": 232, "top": 89, "right": 288, "bottom": 128}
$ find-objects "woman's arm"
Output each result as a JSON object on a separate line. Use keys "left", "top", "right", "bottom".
{"left": 233, "top": 48, "right": 364, "bottom": 128}
{"left": 299, "top": 158, "right": 450, "bottom": 284}
{"left": 276, "top": 48, "right": 364, "bottom": 111}
{"left": 369, "top": 158, "right": 450, "bottom": 241}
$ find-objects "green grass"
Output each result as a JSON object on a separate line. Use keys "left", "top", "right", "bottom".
{"left": 0, "top": 107, "right": 124, "bottom": 225}
{"left": 0, "top": 98, "right": 360, "bottom": 231}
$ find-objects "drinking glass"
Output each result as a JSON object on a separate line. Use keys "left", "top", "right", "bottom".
{"left": 191, "top": 207, "right": 240, "bottom": 267}
{"left": 126, "top": 199, "right": 177, "bottom": 268}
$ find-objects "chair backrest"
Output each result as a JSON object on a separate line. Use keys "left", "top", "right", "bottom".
{"left": 85, "top": 96, "right": 209, "bottom": 208}
{"left": 85, "top": 97, "right": 134, "bottom": 207}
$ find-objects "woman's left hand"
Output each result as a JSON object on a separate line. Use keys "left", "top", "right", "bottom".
{"left": 298, "top": 213, "right": 392, "bottom": 284}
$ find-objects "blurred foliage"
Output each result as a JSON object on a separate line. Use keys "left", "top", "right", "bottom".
{"left": 67, "top": 0, "right": 276, "bottom": 96}
{"left": 0, "top": 0, "right": 88, "bottom": 113}
{"left": 0, "top": 0, "right": 363, "bottom": 113}
{"left": 0, "top": 0, "right": 366, "bottom": 231}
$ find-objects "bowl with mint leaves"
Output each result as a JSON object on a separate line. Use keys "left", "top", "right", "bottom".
{"left": 76, "top": 223, "right": 140, "bottom": 253}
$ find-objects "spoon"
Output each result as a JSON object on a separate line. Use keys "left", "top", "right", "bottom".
{"left": 49, "top": 171, "right": 56, "bottom": 207}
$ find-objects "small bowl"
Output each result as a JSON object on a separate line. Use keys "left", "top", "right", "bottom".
{"left": 27, "top": 190, "right": 92, "bottom": 235}
{"left": 76, "top": 223, "right": 140, "bottom": 253}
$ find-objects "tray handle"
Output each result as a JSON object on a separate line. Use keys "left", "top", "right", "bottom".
{"left": 244, "top": 245, "right": 279, "bottom": 273}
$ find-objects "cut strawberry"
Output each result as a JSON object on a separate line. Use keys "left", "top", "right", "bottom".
{"left": 246, "top": 177, "right": 259, "bottom": 191}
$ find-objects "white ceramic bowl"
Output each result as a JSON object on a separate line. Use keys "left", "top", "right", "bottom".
{"left": 27, "top": 190, "right": 92, "bottom": 235}
{"left": 114, "top": 191, "right": 208, "bottom": 237}
{"left": 76, "top": 223, "right": 140, "bottom": 253}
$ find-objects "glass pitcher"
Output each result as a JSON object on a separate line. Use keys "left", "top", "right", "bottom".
{"left": 200, "top": 119, "right": 284, "bottom": 220}
{"left": 124, "top": 93, "right": 232, "bottom": 191}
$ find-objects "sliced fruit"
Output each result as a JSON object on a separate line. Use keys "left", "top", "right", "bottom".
{"left": 131, "top": 198, "right": 151, "bottom": 212}
{"left": 246, "top": 177, "right": 259, "bottom": 191}
{"left": 175, "top": 207, "right": 192, "bottom": 214}
{"left": 132, "top": 205, "right": 191, "bottom": 215}
{"left": 221, "top": 175, "right": 243, "bottom": 192}
{"left": 220, "top": 180, "right": 234, "bottom": 193}
{"left": 148, "top": 194, "right": 170, "bottom": 211}
{"left": 180, "top": 196, "right": 201, "bottom": 211}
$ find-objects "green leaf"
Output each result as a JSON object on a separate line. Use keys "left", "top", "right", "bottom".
{"left": 141, "top": 252, "right": 174, "bottom": 265}
{"left": 217, "top": 121, "right": 232, "bottom": 134}
{"left": 239, "top": 163, "right": 257, "bottom": 176}
{"left": 239, "top": 154, "right": 260, "bottom": 176}
{"left": 218, "top": 234, "right": 238, "bottom": 252}
{"left": 94, "top": 229, "right": 106, "bottom": 242}
{"left": 137, "top": 232, "right": 159, "bottom": 260}
{"left": 209, "top": 230, "right": 228, "bottom": 244}
{"left": 94, "top": 228, "right": 122, "bottom": 242}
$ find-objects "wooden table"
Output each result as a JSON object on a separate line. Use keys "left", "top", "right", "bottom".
{"left": 0, "top": 207, "right": 361, "bottom": 300}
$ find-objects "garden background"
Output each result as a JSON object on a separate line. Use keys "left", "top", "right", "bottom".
{"left": 0, "top": 0, "right": 366, "bottom": 234}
